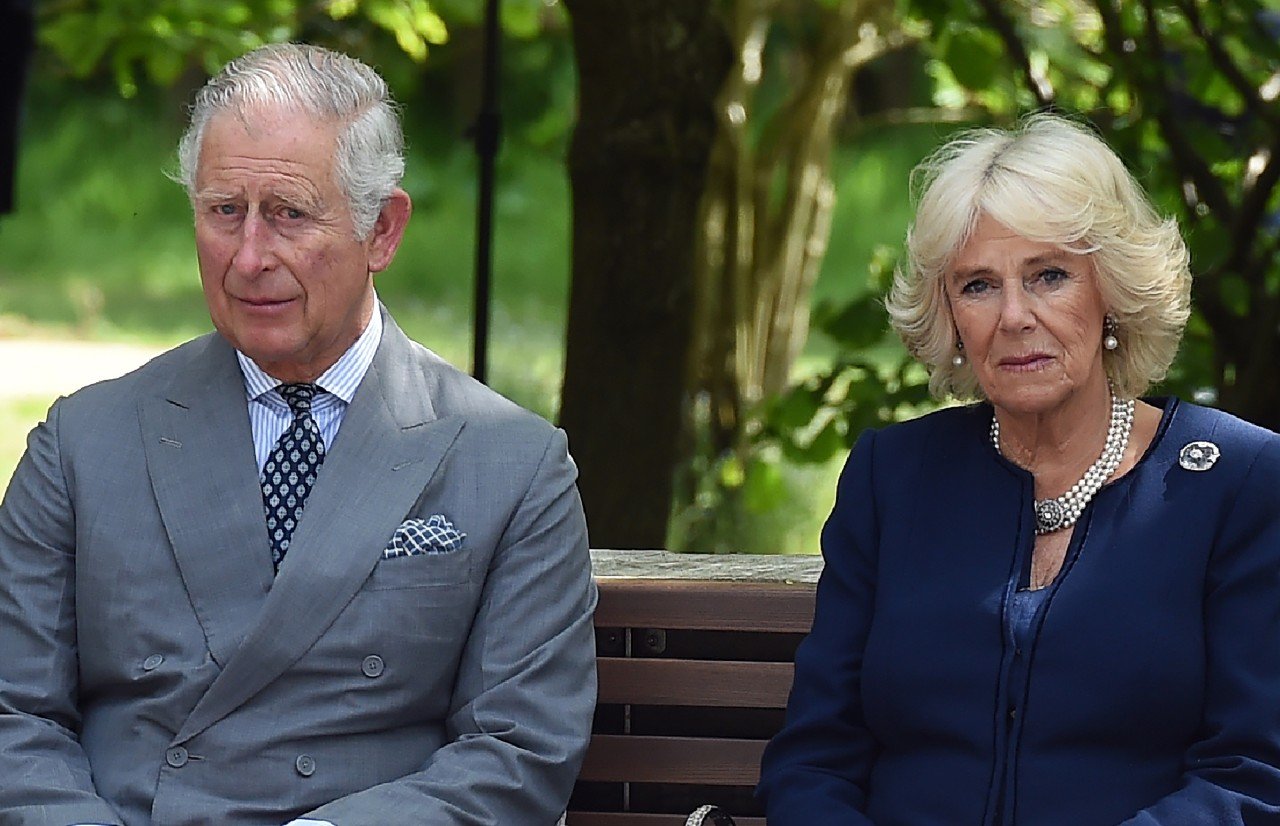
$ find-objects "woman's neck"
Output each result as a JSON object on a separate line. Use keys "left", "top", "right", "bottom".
{"left": 994, "top": 375, "right": 1115, "bottom": 497}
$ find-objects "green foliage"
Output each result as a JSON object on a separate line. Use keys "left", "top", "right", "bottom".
{"left": 764, "top": 0, "right": 1280, "bottom": 467}
{"left": 754, "top": 122, "right": 949, "bottom": 467}
{"left": 0, "top": 398, "right": 51, "bottom": 489}
{"left": 432, "top": 0, "right": 553, "bottom": 37}
{"left": 37, "top": 0, "right": 459, "bottom": 96}
{"left": 757, "top": 249, "right": 933, "bottom": 466}
{"left": 0, "top": 82, "right": 570, "bottom": 414}
{"left": 919, "top": 0, "right": 1280, "bottom": 422}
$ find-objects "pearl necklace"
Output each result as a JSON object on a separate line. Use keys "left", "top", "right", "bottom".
{"left": 990, "top": 390, "right": 1135, "bottom": 535}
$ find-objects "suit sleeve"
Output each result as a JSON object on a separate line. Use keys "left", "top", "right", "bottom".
{"left": 0, "top": 401, "right": 124, "bottom": 824}
{"left": 756, "top": 430, "right": 881, "bottom": 825}
{"left": 1119, "top": 436, "right": 1280, "bottom": 824}
{"left": 301, "top": 426, "right": 598, "bottom": 826}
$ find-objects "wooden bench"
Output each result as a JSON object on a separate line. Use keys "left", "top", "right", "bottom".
{"left": 566, "top": 551, "right": 821, "bottom": 826}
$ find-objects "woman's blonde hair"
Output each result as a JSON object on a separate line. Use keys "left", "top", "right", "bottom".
{"left": 885, "top": 112, "right": 1191, "bottom": 400}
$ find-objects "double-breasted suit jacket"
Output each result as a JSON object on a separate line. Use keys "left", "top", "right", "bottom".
{"left": 0, "top": 310, "right": 598, "bottom": 824}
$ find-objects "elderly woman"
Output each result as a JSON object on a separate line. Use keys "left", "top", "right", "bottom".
{"left": 757, "top": 113, "right": 1280, "bottom": 825}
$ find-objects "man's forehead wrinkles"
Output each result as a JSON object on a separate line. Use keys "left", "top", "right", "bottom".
{"left": 201, "top": 164, "right": 325, "bottom": 195}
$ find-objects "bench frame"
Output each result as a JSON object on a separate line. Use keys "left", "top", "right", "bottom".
{"left": 567, "top": 575, "right": 817, "bottom": 826}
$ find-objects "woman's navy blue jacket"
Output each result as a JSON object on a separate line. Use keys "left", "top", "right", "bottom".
{"left": 758, "top": 398, "right": 1280, "bottom": 824}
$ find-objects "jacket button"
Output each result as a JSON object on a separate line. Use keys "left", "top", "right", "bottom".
{"left": 1008, "top": 707, "right": 1018, "bottom": 720}
{"left": 165, "top": 746, "right": 188, "bottom": 768}
{"left": 361, "top": 655, "right": 385, "bottom": 678}
{"left": 295, "top": 754, "right": 316, "bottom": 777}
{"left": 142, "top": 654, "right": 165, "bottom": 671}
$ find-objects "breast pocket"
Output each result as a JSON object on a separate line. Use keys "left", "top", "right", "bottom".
{"left": 364, "top": 545, "right": 474, "bottom": 593}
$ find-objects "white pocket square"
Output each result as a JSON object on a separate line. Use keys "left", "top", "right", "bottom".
{"left": 382, "top": 515, "right": 466, "bottom": 559}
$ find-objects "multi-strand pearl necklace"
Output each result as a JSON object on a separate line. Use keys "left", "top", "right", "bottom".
{"left": 990, "top": 390, "right": 1136, "bottom": 535}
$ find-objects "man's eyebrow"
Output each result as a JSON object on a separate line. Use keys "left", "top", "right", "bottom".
{"left": 192, "top": 188, "right": 325, "bottom": 214}
{"left": 273, "top": 190, "right": 325, "bottom": 214}
{"left": 193, "top": 188, "right": 239, "bottom": 204}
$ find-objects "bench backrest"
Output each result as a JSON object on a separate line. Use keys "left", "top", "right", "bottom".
{"left": 566, "top": 577, "right": 817, "bottom": 826}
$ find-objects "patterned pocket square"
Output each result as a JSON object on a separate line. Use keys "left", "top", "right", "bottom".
{"left": 383, "top": 515, "right": 466, "bottom": 559}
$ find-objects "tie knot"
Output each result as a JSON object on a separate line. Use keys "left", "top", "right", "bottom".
{"left": 277, "top": 383, "right": 319, "bottom": 415}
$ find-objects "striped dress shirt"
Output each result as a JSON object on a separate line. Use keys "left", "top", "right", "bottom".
{"left": 235, "top": 306, "right": 383, "bottom": 473}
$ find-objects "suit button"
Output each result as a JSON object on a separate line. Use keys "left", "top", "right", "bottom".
{"left": 295, "top": 754, "right": 316, "bottom": 777}
{"left": 165, "top": 746, "right": 188, "bottom": 768}
{"left": 361, "top": 655, "right": 385, "bottom": 678}
{"left": 142, "top": 654, "right": 165, "bottom": 671}
{"left": 1008, "top": 706, "right": 1018, "bottom": 720}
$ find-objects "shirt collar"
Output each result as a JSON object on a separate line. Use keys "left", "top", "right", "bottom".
{"left": 236, "top": 301, "right": 384, "bottom": 405}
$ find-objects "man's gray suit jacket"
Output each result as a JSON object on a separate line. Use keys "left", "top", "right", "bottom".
{"left": 0, "top": 311, "right": 598, "bottom": 825}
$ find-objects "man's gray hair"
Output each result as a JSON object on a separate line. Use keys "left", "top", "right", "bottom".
{"left": 175, "top": 43, "right": 405, "bottom": 237}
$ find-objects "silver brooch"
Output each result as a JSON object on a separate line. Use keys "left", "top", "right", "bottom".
{"left": 1178, "top": 440, "right": 1220, "bottom": 471}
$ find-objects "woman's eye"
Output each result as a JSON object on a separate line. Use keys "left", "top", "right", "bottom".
{"left": 1038, "top": 267, "right": 1068, "bottom": 284}
{"left": 960, "top": 279, "right": 990, "bottom": 295}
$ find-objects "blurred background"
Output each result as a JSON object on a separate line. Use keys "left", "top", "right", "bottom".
{"left": 2, "top": 0, "right": 1277, "bottom": 553}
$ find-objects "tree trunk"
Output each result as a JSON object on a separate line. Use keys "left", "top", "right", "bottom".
{"left": 673, "top": 0, "right": 903, "bottom": 550}
{"left": 559, "top": 0, "right": 732, "bottom": 548}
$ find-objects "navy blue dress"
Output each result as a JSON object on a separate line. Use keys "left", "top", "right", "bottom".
{"left": 758, "top": 398, "right": 1280, "bottom": 824}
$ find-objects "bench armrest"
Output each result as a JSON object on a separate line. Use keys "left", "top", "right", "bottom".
{"left": 686, "top": 804, "right": 736, "bottom": 826}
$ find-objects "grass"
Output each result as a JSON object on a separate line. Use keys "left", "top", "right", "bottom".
{"left": 0, "top": 398, "right": 50, "bottom": 489}
{"left": 0, "top": 81, "right": 945, "bottom": 553}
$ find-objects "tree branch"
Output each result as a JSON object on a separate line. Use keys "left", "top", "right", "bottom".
{"left": 1111, "top": 0, "right": 1233, "bottom": 218}
{"left": 973, "top": 0, "right": 1053, "bottom": 107}
{"left": 1170, "top": 0, "right": 1279, "bottom": 129}
{"left": 1225, "top": 137, "right": 1280, "bottom": 275}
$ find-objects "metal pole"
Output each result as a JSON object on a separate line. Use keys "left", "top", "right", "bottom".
{"left": 0, "top": 0, "right": 36, "bottom": 216}
{"left": 471, "top": 0, "right": 502, "bottom": 382}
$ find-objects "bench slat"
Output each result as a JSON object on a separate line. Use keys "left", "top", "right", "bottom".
{"left": 597, "top": 657, "right": 793, "bottom": 708}
{"left": 578, "top": 734, "right": 765, "bottom": 784}
{"left": 566, "top": 814, "right": 765, "bottom": 826}
{"left": 595, "top": 580, "right": 814, "bottom": 632}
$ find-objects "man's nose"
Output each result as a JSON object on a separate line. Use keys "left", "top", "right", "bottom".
{"left": 229, "top": 212, "right": 275, "bottom": 276}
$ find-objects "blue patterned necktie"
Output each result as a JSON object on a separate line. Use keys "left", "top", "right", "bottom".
{"left": 261, "top": 383, "right": 326, "bottom": 571}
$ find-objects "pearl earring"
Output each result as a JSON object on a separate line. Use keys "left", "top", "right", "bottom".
{"left": 1103, "top": 315, "right": 1119, "bottom": 351}
{"left": 952, "top": 340, "right": 966, "bottom": 367}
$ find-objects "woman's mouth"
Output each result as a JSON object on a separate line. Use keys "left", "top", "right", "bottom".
{"left": 999, "top": 354, "right": 1054, "bottom": 372}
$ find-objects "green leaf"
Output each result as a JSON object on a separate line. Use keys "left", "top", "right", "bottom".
{"left": 145, "top": 47, "right": 185, "bottom": 84}
{"left": 1185, "top": 221, "right": 1231, "bottom": 272}
{"left": 743, "top": 457, "right": 786, "bottom": 513}
{"left": 409, "top": 0, "right": 449, "bottom": 43}
{"left": 39, "top": 13, "right": 118, "bottom": 78}
{"left": 327, "top": 0, "right": 359, "bottom": 20}
{"left": 815, "top": 295, "right": 888, "bottom": 349}
{"left": 941, "top": 26, "right": 1004, "bottom": 92}
{"left": 718, "top": 454, "right": 746, "bottom": 489}
{"left": 769, "top": 384, "right": 825, "bottom": 430}
{"left": 500, "top": 0, "right": 541, "bottom": 40}
{"left": 1218, "top": 274, "right": 1250, "bottom": 317}
{"left": 790, "top": 421, "right": 845, "bottom": 464}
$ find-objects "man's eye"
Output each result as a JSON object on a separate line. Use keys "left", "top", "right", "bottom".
{"left": 214, "top": 204, "right": 238, "bottom": 216}
{"left": 280, "top": 207, "right": 305, "bottom": 220}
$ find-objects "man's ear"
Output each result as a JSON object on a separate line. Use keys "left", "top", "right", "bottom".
{"left": 367, "top": 187, "right": 412, "bottom": 273}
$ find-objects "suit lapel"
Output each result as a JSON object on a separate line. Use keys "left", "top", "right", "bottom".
{"left": 175, "top": 316, "right": 464, "bottom": 743}
{"left": 139, "top": 334, "right": 274, "bottom": 669}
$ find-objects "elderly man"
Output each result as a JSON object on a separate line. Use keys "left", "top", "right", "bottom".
{"left": 0, "top": 44, "right": 596, "bottom": 825}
